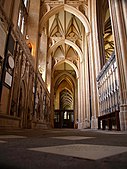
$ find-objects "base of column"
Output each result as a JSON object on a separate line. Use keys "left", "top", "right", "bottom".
{"left": 119, "top": 104, "right": 127, "bottom": 131}
{"left": 78, "top": 119, "right": 91, "bottom": 129}
{"left": 78, "top": 122, "right": 82, "bottom": 129}
{"left": 91, "top": 116, "right": 98, "bottom": 129}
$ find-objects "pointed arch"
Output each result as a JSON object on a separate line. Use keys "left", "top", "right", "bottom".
{"left": 48, "top": 39, "right": 83, "bottom": 62}
{"left": 53, "top": 59, "right": 79, "bottom": 79}
{"left": 40, "top": 4, "right": 90, "bottom": 34}
{"left": 54, "top": 71, "right": 77, "bottom": 90}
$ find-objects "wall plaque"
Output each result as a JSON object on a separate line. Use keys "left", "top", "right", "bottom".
{"left": 8, "top": 55, "right": 14, "bottom": 69}
{"left": 5, "top": 71, "right": 12, "bottom": 87}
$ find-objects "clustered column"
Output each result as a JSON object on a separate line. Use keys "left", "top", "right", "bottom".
{"left": 109, "top": 0, "right": 127, "bottom": 130}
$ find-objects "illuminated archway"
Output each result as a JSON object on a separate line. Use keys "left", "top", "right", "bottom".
{"left": 40, "top": 4, "right": 90, "bottom": 34}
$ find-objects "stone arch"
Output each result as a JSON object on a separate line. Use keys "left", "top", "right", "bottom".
{"left": 55, "top": 87, "right": 75, "bottom": 109}
{"left": 58, "top": 87, "right": 73, "bottom": 97}
{"left": 96, "top": 0, "right": 114, "bottom": 66}
{"left": 53, "top": 59, "right": 79, "bottom": 79}
{"left": 40, "top": 4, "right": 90, "bottom": 34}
{"left": 54, "top": 71, "right": 77, "bottom": 90}
{"left": 53, "top": 71, "right": 78, "bottom": 127}
{"left": 54, "top": 72, "right": 76, "bottom": 107}
{"left": 48, "top": 39, "right": 83, "bottom": 62}
{"left": 54, "top": 75, "right": 75, "bottom": 102}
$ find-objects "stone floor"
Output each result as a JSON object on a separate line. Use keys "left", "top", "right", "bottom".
{"left": 0, "top": 128, "right": 127, "bottom": 169}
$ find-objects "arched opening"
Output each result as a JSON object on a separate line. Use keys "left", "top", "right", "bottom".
{"left": 96, "top": 0, "right": 120, "bottom": 131}
{"left": 39, "top": 4, "right": 90, "bottom": 129}
{"left": 40, "top": 4, "right": 90, "bottom": 34}
{"left": 96, "top": 0, "right": 114, "bottom": 67}
{"left": 54, "top": 72, "right": 76, "bottom": 128}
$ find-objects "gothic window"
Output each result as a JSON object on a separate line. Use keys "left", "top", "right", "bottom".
{"left": 18, "top": 0, "right": 29, "bottom": 34}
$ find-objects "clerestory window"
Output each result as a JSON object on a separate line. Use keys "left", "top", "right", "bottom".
{"left": 18, "top": 0, "right": 29, "bottom": 35}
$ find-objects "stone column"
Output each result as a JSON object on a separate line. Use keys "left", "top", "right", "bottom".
{"left": 39, "top": 29, "right": 48, "bottom": 82}
{"left": 74, "top": 79, "right": 78, "bottom": 128}
{"left": 77, "top": 77, "right": 82, "bottom": 129}
{"left": 12, "top": 0, "right": 20, "bottom": 30}
{"left": 87, "top": 0, "right": 100, "bottom": 129}
{"left": 46, "top": 55, "right": 52, "bottom": 92}
{"left": 84, "top": 35, "right": 91, "bottom": 128}
{"left": 88, "top": 33, "right": 99, "bottom": 129}
{"left": 50, "top": 77, "right": 54, "bottom": 128}
{"left": 45, "top": 24, "right": 49, "bottom": 85}
{"left": 27, "top": 0, "right": 40, "bottom": 69}
{"left": 121, "top": 1, "right": 127, "bottom": 34}
{"left": 108, "top": 0, "right": 127, "bottom": 130}
{"left": 80, "top": 60, "right": 86, "bottom": 128}
{"left": 81, "top": 28, "right": 91, "bottom": 129}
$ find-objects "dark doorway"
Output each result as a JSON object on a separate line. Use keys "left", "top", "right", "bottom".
{"left": 54, "top": 110, "right": 74, "bottom": 128}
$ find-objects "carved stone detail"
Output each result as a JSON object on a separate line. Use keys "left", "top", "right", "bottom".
{"left": 0, "top": 5, "right": 10, "bottom": 32}
{"left": 14, "top": 27, "right": 34, "bottom": 67}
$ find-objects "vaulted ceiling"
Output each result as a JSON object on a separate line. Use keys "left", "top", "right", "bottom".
{"left": 104, "top": 10, "right": 114, "bottom": 60}
{"left": 49, "top": 11, "right": 82, "bottom": 109}
{"left": 48, "top": 11, "right": 83, "bottom": 69}
{"left": 39, "top": 1, "right": 88, "bottom": 109}
{"left": 60, "top": 89, "right": 73, "bottom": 110}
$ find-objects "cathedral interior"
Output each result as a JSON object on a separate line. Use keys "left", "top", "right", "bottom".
{"left": 0, "top": 0, "right": 127, "bottom": 131}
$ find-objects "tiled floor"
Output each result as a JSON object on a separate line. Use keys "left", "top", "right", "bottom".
{"left": 0, "top": 129, "right": 127, "bottom": 169}
{"left": 29, "top": 144, "right": 127, "bottom": 160}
